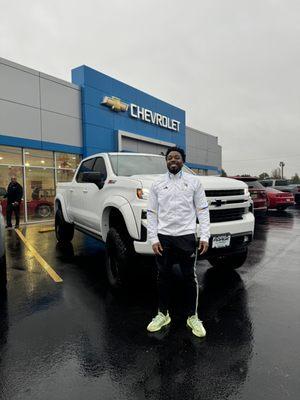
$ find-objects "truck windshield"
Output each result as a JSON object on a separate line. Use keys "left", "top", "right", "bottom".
{"left": 109, "top": 154, "right": 194, "bottom": 176}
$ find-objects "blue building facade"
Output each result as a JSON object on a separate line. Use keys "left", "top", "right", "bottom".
{"left": 71, "top": 65, "right": 186, "bottom": 157}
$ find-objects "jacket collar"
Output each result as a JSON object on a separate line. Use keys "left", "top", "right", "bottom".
{"left": 167, "top": 170, "right": 183, "bottom": 180}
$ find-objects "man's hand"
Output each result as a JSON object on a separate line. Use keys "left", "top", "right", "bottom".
{"left": 199, "top": 240, "right": 209, "bottom": 255}
{"left": 152, "top": 242, "right": 163, "bottom": 256}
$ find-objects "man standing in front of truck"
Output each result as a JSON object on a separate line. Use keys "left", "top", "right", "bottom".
{"left": 146, "top": 146, "right": 210, "bottom": 337}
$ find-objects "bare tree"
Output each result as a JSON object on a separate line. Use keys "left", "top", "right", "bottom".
{"left": 271, "top": 168, "right": 281, "bottom": 179}
{"left": 259, "top": 172, "right": 269, "bottom": 179}
{"left": 290, "top": 173, "right": 300, "bottom": 183}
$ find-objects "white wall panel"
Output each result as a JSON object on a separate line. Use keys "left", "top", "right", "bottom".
{"left": 41, "top": 111, "right": 82, "bottom": 147}
{"left": 186, "top": 126, "right": 221, "bottom": 172}
{"left": 0, "top": 99, "right": 41, "bottom": 139}
{"left": 40, "top": 78, "right": 81, "bottom": 118}
{"left": 0, "top": 63, "right": 40, "bottom": 107}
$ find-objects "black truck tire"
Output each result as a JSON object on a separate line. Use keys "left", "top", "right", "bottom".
{"left": 105, "top": 227, "right": 133, "bottom": 289}
{"left": 55, "top": 208, "right": 74, "bottom": 243}
{"left": 208, "top": 249, "right": 248, "bottom": 270}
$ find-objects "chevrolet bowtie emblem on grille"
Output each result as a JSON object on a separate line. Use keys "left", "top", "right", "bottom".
{"left": 212, "top": 199, "right": 226, "bottom": 207}
{"left": 101, "top": 96, "right": 129, "bottom": 112}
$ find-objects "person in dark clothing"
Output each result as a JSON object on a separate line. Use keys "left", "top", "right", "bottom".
{"left": 4, "top": 176, "right": 23, "bottom": 229}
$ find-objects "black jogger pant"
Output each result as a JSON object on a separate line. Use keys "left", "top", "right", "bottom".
{"left": 156, "top": 233, "right": 199, "bottom": 317}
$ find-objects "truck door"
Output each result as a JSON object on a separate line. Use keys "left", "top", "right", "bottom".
{"left": 70, "top": 158, "right": 96, "bottom": 224}
{"left": 83, "top": 157, "right": 107, "bottom": 232}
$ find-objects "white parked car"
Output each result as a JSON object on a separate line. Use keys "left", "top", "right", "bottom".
{"left": 0, "top": 203, "right": 7, "bottom": 287}
{"left": 55, "top": 153, "right": 255, "bottom": 288}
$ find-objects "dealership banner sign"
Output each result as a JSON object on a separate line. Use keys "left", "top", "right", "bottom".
{"left": 102, "top": 96, "right": 180, "bottom": 132}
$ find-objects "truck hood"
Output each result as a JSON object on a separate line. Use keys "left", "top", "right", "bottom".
{"left": 130, "top": 174, "right": 248, "bottom": 191}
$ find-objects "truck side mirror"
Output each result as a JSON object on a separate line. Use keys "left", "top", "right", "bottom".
{"left": 82, "top": 172, "right": 106, "bottom": 189}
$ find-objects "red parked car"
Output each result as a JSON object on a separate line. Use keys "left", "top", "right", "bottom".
{"left": 0, "top": 198, "right": 53, "bottom": 219}
{"left": 230, "top": 177, "right": 267, "bottom": 214}
{"left": 265, "top": 187, "right": 295, "bottom": 211}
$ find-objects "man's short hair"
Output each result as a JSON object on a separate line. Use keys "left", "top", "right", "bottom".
{"left": 165, "top": 146, "right": 186, "bottom": 162}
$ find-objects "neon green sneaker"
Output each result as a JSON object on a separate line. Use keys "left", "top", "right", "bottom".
{"left": 187, "top": 315, "right": 206, "bottom": 337}
{"left": 147, "top": 311, "right": 171, "bottom": 332}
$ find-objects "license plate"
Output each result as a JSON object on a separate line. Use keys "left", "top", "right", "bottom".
{"left": 287, "top": 199, "right": 291, "bottom": 202}
{"left": 212, "top": 234, "right": 231, "bottom": 248}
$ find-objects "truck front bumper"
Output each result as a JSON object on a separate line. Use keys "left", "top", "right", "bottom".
{"left": 134, "top": 212, "right": 255, "bottom": 256}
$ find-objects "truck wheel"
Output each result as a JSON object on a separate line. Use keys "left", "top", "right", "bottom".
{"left": 0, "top": 255, "right": 7, "bottom": 287}
{"left": 208, "top": 249, "right": 248, "bottom": 270}
{"left": 105, "top": 227, "right": 133, "bottom": 289}
{"left": 55, "top": 209, "right": 74, "bottom": 243}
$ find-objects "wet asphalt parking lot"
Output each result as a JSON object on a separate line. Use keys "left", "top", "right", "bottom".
{"left": 0, "top": 207, "right": 300, "bottom": 400}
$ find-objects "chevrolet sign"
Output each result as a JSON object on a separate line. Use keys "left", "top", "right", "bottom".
{"left": 130, "top": 104, "right": 180, "bottom": 132}
{"left": 101, "top": 96, "right": 180, "bottom": 132}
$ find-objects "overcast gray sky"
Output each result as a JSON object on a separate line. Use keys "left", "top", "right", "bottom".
{"left": 1, "top": 0, "right": 299, "bottom": 177}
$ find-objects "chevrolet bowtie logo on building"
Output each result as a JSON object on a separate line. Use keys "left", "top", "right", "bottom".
{"left": 102, "top": 96, "right": 129, "bottom": 112}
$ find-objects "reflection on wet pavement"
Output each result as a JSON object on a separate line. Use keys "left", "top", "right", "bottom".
{"left": 0, "top": 207, "right": 300, "bottom": 399}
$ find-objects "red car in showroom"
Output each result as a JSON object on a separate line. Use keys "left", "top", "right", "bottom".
{"left": 230, "top": 176, "right": 267, "bottom": 214}
{"left": 265, "top": 187, "right": 295, "bottom": 211}
{"left": 0, "top": 199, "right": 54, "bottom": 220}
{"left": 0, "top": 187, "right": 54, "bottom": 220}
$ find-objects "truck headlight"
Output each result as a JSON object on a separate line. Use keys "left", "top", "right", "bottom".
{"left": 137, "top": 188, "right": 149, "bottom": 200}
{"left": 244, "top": 188, "right": 250, "bottom": 196}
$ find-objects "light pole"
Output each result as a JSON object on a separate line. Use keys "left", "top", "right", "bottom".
{"left": 279, "top": 161, "right": 285, "bottom": 179}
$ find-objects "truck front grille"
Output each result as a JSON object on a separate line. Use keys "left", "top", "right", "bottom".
{"left": 205, "top": 189, "right": 244, "bottom": 197}
{"left": 209, "top": 208, "right": 246, "bottom": 223}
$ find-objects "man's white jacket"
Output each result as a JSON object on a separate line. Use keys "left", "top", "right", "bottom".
{"left": 147, "top": 171, "right": 210, "bottom": 245}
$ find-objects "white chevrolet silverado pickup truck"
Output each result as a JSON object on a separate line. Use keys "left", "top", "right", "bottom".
{"left": 55, "top": 153, "right": 255, "bottom": 287}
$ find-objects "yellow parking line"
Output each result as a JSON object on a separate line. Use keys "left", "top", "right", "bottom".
{"left": 39, "top": 227, "right": 55, "bottom": 233}
{"left": 15, "top": 229, "right": 63, "bottom": 283}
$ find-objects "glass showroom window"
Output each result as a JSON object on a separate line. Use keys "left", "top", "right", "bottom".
{"left": 0, "top": 145, "right": 23, "bottom": 166}
{"left": 56, "top": 169, "right": 76, "bottom": 183}
{"left": 55, "top": 152, "right": 81, "bottom": 170}
{"left": 55, "top": 152, "right": 81, "bottom": 183}
{"left": 24, "top": 149, "right": 54, "bottom": 168}
{"left": 25, "top": 167, "right": 55, "bottom": 221}
{"left": 0, "top": 146, "right": 24, "bottom": 223}
{"left": 0, "top": 145, "right": 81, "bottom": 223}
{"left": 0, "top": 164, "right": 25, "bottom": 223}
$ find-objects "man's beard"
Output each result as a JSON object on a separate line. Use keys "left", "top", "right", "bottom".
{"left": 168, "top": 164, "right": 182, "bottom": 175}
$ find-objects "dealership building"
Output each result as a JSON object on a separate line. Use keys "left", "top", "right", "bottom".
{"left": 0, "top": 57, "right": 222, "bottom": 223}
